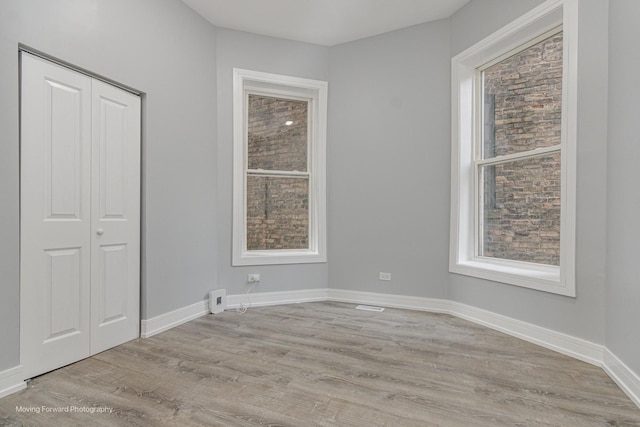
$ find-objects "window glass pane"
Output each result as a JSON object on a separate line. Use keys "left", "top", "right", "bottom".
{"left": 248, "top": 95, "right": 308, "bottom": 171}
{"left": 246, "top": 176, "right": 309, "bottom": 250}
{"left": 482, "top": 32, "right": 563, "bottom": 159}
{"left": 480, "top": 153, "right": 561, "bottom": 266}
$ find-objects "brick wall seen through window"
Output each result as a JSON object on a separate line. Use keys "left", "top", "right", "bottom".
{"left": 246, "top": 95, "right": 310, "bottom": 251}
{"left": 480, "top": 32, "right": 563, "bottom": 266}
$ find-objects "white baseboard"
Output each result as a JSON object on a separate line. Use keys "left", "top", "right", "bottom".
{"left": 0, "top": 365, "right": 26, "bottom": 399}
{"left": 135, "top": 287, "right": 637, "bottom": 410}
{"left": 327, "top": 288, "right": 452, "bottom": 314}
{"left": 327, "top": 289, "right": 604, "bottom": 366}
{"left": 226, "top": 288, "right": 328, "bottom": 309}
{"left": 140, "top": 290, "right": 328, "bottom": 339}
{"left": 139, "top": 290, "right": 605, "bottom": 367}
{"left": 603, "top": 348, "right": 640, "bottom": 408}
{"left": 450, "top": 301, "right": 604, "bottom": 366}
{"left": 326, "top": 289, "right": 640, "bottom": 408}
{"left": 2, "top": 289, "right": 635, "bottom": 407}
{"left": 141, "top": 300, "right": 209, "bottom": 338}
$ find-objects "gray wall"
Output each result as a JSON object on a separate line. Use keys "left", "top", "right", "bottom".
{"left": 215, "top": 28, "right": 329, "bottom": 295}
{"left": 448, "top": 0, "right": 547, "bottom": 56}
{"left": 606, "top": 0, "right": 640, "bottom": 374}
{"left": 0, "top": 0, "right": 218, "bottom": 370}
{"left": 447, "top": 0, "right": 609, "bottom": 344}
{"left": 327, "top": 21, "right": 451, "bottom": 298}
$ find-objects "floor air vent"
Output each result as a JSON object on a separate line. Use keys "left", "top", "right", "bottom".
{"left": 355, "top": 305, "right": 385, "bottom": 312}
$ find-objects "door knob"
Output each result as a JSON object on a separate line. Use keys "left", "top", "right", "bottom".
{"left": 96, "top": 228, "right": 104, "bottom": 236}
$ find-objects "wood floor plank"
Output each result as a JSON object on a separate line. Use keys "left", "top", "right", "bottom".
{"left": 1, "top": 301, "right": 639, "bottom": 426}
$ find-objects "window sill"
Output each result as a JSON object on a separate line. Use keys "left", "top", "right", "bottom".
{"left": 450, "top": 258, "right": 574, "bottom": 297}
{"left": 232, "top": 250, "right": 327, "bottom": 266}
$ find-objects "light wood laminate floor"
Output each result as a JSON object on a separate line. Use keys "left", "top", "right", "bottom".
{"left": 1, "top": 302, "right": 639, "bottom": 426}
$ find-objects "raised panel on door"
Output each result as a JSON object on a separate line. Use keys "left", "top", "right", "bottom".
{"left": 90, "top": 79, "right": 141, "bottom": 354}
{"left": 45, "top": 81, "right": 84, "bottom": 219}
{"left": 20, "top": 53, "right": 92, "bottom": 379}
{"left": 98, "top": 244, "right": 128, "bottom": 325}
{"left": 44, "top": 248, "right": 84, "bottom": 342}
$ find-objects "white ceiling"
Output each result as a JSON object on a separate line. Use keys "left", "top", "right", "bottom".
{"left": 180, "top": 0, "right": 470, "bottom": 46}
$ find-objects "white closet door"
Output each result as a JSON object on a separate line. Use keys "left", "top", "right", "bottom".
{"left": 90, "top": 80, "right": 140, "bottom": 354}
{"left": 20, "top": 54, "right": 93, "bottom": 379}
{"left": 20, "top": 53, "right": 141, "bottom": 379}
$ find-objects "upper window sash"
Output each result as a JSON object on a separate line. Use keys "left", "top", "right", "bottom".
{"left": 245, "top": 90, "right": 312, "bottom": 174}
{"left": 244, "top": 92, "right": 311, "bottom": 179}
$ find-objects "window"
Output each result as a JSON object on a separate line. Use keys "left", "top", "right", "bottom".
{"left": 450, "top": 0, "right": 577, "bottom": 296}
{"left": 232, "top": 69, "right": 327, "bottom": 266}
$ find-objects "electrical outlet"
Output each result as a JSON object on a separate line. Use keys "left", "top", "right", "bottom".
{"left": 379, "top": 272, "right": 391, "bottom": 281}
{"left": 248, "top": 273, "right": 260, "bottom": 283}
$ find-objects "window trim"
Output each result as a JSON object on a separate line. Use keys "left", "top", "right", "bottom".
{"left": 449, "top": 0, "right": 577, "bottom": 296}
{"left": 232, "top": 68, "right": 328, "bottom": 266}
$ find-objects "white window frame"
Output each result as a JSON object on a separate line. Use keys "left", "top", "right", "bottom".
{"left": 449, "top": 0, "right": 577, "bottom": 296}
{"left": 232, "top": 68, "right": 327, "bottom": 266}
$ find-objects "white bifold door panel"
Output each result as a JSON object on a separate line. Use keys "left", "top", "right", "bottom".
{"left": 90, "top": 80, "right": 140, "bottom": 354}
{"left": 20, "top": 53, "right": 140, "bottom": 380}
{"left": 20, "top": 55, "right": 92, "bottom": 378}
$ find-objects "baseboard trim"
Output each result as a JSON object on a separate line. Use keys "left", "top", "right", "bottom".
{"left": 141, "top": 300, "right": 209, "bottom": 338}
{"left": 602, "top": 348, "right": 640, "bottom": 409}
{"left": 0, "top": 365, "right": 26, "bottom": 399}
{"left": 139, "top": 290, "right": 605, "bottom": 367}
{"left": 327, "top": 289, "right": 604, "bottom": 366}
{"left": 226, "top": 288, "right": 328, "bottom": 309}
{"left": 132, "top": 287, "right": 637, "bottom": 410}
{"left": 450, "top": 301, "right": 604, "bottom": 366}
{"left": 327, "top": 289, "right": 451, "bottom": 314}
{"left": 1, "top": 289, "right": 634, "bottom": 406}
